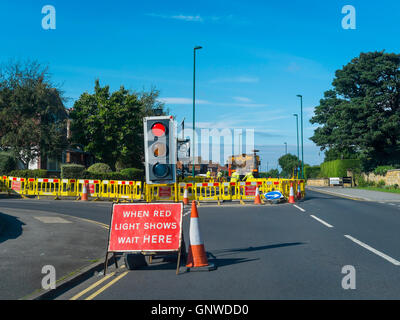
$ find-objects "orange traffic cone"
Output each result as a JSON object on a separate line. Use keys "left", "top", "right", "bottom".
{"left": 183, "top": 186, "right": 189, "bottom": 206}
{"left": 288, "top": 182, "right": 295, "bottom": 204}
{"left": 81, "top": 184, "right": 88, "bottom": 201}
{"left": 186, "top": 201, "right": 216, "bottom": 271}
{"left": 254, "top": 186, "right": 262, "bottom": 205}
{"left": 296, "top": 182, "right": 302, "bottom": 200}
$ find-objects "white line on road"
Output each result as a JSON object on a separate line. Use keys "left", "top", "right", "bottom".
{"left": 344, "top": 235, "right": 400, "bottom": 266}
{"left": 310, "top": 215, "right": 334, "bottom": 228}
{"left": 293, "top": 205, "right": 305, "bottom": 212}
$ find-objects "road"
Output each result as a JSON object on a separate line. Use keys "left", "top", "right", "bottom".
{"left": 3, "top": 190, "right": 400, "bottom": 299}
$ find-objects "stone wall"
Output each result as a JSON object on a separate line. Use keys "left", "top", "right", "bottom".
{"left": 363, "top": 169, "right": 400, "bottom": 186}
{"left": 306, "top": 178, "right": 329, "bottom": 187}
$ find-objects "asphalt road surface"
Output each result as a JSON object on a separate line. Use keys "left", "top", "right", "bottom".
{"left": 3, "top": 190, "right": 400, "bottom": 299}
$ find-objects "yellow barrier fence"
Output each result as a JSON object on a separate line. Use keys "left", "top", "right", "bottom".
{"left": 0, "top": 176, "right": 305, "bottom": 203}
{"left": 194, "top": 182, "right": 221, "bottom": 204}
{"left": 145, "top": 183, "right": 177, "bottom": 202}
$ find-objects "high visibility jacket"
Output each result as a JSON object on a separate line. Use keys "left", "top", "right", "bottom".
{"left": 206, "top": 171, "right": 211, "bottom": 178}
{"left": 231, "top": 172, "right": 240, "bottom": 182}
{"left": 217, "top": 172, "right": 223, "bottom": 178}
{"left": 244, "top": 172, "right": 254, "bottom": 181}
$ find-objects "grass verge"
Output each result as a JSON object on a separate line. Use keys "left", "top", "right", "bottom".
{"left": 356, "top": 186, "right": 400, "bottom": 194}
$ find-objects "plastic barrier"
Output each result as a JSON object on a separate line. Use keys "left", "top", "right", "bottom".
{"left": 177, "top": 182, "right": 195, "bottom": 202}
{"left": 8, "top": 177, "right": 26, "bottom": 194}
{"left": 194, "top": 182, "right": 221, "bottom": 204}
{"left": 114, "top": 180, "right": 142, "bottom": 202}
{"left": 0, "top": 175, "right": 306, "bottom": 203}
{"left": 59, "top": 179, "right": 77, "bottom": 197}
{"left": 36, "top": 178, "right": 60, "bottom": 199}
{"left": 220, "top": 182, "right": 240, "bottom": 201}
{"left": 145, "top": 183, "right": 177, "bottom": 202}
{"left": 238, "top": 181, "right": 263, "bottom": 201}
{"left": 77, "top": 179, "right": 102, "bottom": 200}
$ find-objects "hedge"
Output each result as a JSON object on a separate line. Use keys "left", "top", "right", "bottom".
{"left": 9, "top": 169, "right": 52, "bottom": 178}
{"left": 320, "top": 159, "right": 361, "bottom": 178}
{"left": 87, "top": 163, "right": 112, "bottom": 173}
{"left": 61, "top": 164, "right": 86, "bottom": 179}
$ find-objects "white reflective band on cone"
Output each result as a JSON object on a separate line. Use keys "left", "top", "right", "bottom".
{"left": 189, "top": 218, "right": 203, "bottom": 245}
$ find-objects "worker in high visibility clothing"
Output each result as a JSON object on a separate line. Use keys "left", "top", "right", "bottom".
{"left": 206, "top": 170, "right": 211, "bottom": 179}
{"left": 231, "top": 171, "right": 240, "bottom": 182}
{"left": 244, "top": 171, "right": 254, "bottom": 181}
{"left": 217, "top": 169, "right": 223, "bottom": 181}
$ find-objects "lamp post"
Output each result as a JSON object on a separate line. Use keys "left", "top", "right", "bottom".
{"left": 293, "top": 113, "right": 300, "bottom": 178}
{"left": 192, "top": 46, "right": 202, "bottom": 178}
{"left": 296, "top": 95, "right": 304, "bottom": 179}
{"left": 284, "top": 142, "right": 287, "bottom": 155}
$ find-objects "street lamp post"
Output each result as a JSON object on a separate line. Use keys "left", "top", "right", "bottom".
{"left": 293, "top": 113, "right": 300, "bottom": 178}
{"left": 284, "top": 142, "right": 287, "bottom": 155}
{"left": 192, "top": 46, "right": 202, "bottom": 178}
{"left": 296, "top": 95, "right": 304, "bottom": 179}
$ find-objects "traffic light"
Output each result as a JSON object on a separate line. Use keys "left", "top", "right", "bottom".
{"left": 143, "top": 116, "right": 176, "bottom": 184}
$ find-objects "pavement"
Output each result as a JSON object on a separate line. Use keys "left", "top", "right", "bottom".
{"left": 0, "top": 199, "right": 110, "bottom": 300}
{"left": 307, "top": 186, "right": 400, "bottom": 202}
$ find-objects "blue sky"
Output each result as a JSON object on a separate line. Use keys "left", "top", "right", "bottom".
{"left": 1, "top": 0, "right": 399, "bottom": 168}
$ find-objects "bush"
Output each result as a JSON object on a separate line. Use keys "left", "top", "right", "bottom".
{"left": 377, "top": 179, "right": 386, "bottom": 188}
{"left": 119, "top": 168, "right": 144, "bottom": 181}
{"left": 373, "top": 165, "right": 395, "bottom": 176}
{"left": 304, "top": 165, "right": 321, "bottom": 179}
{"left": 9, "top": 169, "right": 49, "bottom": 178}
{"left": 87, "top": 163, "right": 112, "bottom": 173}
{"left": 0, "top": 152, "right": 17, "bottom": 175}
{"left": 320, "top": 159, "right": 361, "bottom": 178}
{"left": 61, "top": 164, "right": 86, "bottom": 179}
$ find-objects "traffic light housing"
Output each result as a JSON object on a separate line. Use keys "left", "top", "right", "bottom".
{"left": 144, "top": 116, "right": 176, "bottom": 184}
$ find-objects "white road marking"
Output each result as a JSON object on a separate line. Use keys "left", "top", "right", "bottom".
{"left": 293, "top": 205, "right": 305, "bottom": 212}
{"left": 344, "top": 235, "right": 400, "bottom": 266}
{"left": 388, "top": 203, "right": 396, "bottom": 206}
{"left": 310, "top": 215, "right": 333, "bottom": 228}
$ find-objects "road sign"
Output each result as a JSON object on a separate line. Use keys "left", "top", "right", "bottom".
{"left": 107, "top": 203, "right": 183, "bottom": 252}
{"left": 177, "top": 138, "right": 190, "bottom": 163}
{"left": 144, "top": 116, "right": 176, "bottom": 185}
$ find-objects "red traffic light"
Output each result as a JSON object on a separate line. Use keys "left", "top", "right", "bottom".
{"left": 151, "top": 122, "right": 167, "bottom": 137}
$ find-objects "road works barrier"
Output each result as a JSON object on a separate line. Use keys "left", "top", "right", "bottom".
{"left": 0, "top": 175, "right": 305, "bottom": 204}
{"left": 145, "top": 184, "right": 177, "bottom": 203}
{"left": 194, "top": 182, "right": 221, "bottom": 205}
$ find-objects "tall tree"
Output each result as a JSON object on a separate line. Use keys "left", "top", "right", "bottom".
{"left": 69, "top": 80, "right": 166, "bottom": 170}
{"left": 278, "top": 153, "right": 301, "bottom": 178}
{"left": 0, "top": 60, "right": 68, "bottom": 168}
{"left": 311, "top": 51, "right": 400, "bottom": 170}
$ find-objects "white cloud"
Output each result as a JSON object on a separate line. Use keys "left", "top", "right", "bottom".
{"left": 159, "top": 97, "right": 268, "bottom": 108}
{"left": 233, "top": 96, "right": 253, "bottom": 103}
{"left": 209, "top": 76, "right": 259, "bottom": 84}
{"left": 158, "top": 97, "right": 210, "bottom": 105}
{"left": 170, "top": 14, "right": 203, "bottom": 22}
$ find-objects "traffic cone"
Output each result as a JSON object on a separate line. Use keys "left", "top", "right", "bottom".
{"left": 296, "top": 182, "right": 302, "bottom": 200}
{"left": 183, "top": 186, "right": 189, "bottom": 206}
{"left": 186, "top": 201, "right": 216, "bottom": 271}
{"left": 81, "top": 183, "right": 88, "bottom": 201}
{"left": 254, "top": 186, "right": 262, "bottom": 205}
{"left": 288, "top": 182, "right": 295, "bottom": 204}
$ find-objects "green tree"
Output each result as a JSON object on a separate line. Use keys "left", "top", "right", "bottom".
{"left": 278, "top": 153, "right": 301, "bottom": 178}
{"left": 0, "top": 60, "right": 68, "bottom": 168}
{"left": 311, "top": 51, "right": 400, "bottom": 171}
{"left": 69, "top": 80, "right": 166, "bottom": 170}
